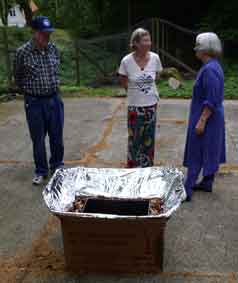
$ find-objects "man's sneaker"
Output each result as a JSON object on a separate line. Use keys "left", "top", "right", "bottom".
{"left": 32, "top": 175, "right": 47, "bottom": 186}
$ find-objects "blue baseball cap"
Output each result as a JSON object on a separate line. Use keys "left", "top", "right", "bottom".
{"left": 31, "top": 16, "right": 55, "bottom": 32}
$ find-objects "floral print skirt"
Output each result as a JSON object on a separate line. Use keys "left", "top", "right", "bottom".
{"left": 127, "top": 104, "right": 157, "bottom": 168}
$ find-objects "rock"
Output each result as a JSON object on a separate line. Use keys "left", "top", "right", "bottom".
{"left": 168, "top": 77, "right": 182, "bottom": 90}
{"left": 161, "top": 67, "right": 183, "bottom": 81}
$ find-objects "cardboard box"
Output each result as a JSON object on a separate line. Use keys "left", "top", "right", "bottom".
{"left": 43, "top": 167, "right": 186, "bottom": 274}
{"left": 59, "top": 215, "right": 167, "bottom": 274}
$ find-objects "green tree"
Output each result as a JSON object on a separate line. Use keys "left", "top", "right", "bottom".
{"left": 198, "top": 0, "right": 238, "bottom": 40}
{"left": 58, "top": 0, "right": 100, "bottom": 38}
{"left": 34, "top": 0, "right": 59, "bottom": 25}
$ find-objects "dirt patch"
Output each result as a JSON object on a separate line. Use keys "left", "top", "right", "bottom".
{"left": 159, "top": 118, "right": 187, "bottom": 125}
{"left": 69, "top": 101, "right": 124, "bottom": 167}
{"left": 0, "top": 216, "right": 66, "bottom": 283}
{"left": 0, "top": 102, "right": 22, "bottom": 126}
{"left": 156, "top": 136, "right": 177, "bottom": 149}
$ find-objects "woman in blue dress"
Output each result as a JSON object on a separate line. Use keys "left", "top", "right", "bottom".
{"left": 183, "top": 32, "right": 226, "bottom": 201}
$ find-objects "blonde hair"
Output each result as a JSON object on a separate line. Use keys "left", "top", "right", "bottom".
{"left": 130, "top": 28, "right": 150, "bottom": 50}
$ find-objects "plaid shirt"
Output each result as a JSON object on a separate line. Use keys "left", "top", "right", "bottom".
{"left": 14, "top": 40, "right": 60, "bottom": 96}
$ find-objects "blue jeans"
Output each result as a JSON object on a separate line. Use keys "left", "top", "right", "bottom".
{"left": 24, "top": 94, "right": 64, "bottom": 176}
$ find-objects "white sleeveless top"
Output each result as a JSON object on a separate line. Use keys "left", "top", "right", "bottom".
{"left": 118, "top": 52, "right": 163, "bottom": 106}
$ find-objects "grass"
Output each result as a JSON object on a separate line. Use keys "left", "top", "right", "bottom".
{"left": 159, "top": 80, "right": 193, "bottom": 99}
{"left": 60, "top": 81, "right": 194, "bottom": 98}
{"left": 60, "top": 73, "right": 238, "bottom": 100}
{"left": 61, "top": 85, "right": 123, "bottom": 97}
{"left": 158, "top": 58, "right": 238, "bottom": 100}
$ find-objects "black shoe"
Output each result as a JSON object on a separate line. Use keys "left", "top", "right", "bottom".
{"left": 193, "top": 183, "right": 212, "bottom": 192}
{"left": 185, "top": 195, "right": 192, "bottom": 202}
{"left": 182, "top": 193, "right": 192, "bottom": 202}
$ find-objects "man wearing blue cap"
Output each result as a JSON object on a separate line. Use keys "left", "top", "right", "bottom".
{"left": 14, "top": 16, "right": 64, "bottom": 185}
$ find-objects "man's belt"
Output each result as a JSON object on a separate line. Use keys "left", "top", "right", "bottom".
{"left": 24, "top": 89, "right": 59, "bottom": 99}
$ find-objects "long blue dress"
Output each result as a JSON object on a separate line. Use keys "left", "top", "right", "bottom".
{"left": 183, "top": 59, "right": 226, "bottom": 182}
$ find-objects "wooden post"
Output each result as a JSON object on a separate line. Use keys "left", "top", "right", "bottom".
{"left": 161, "top": 22, "right": 165, "bottom": 64}
{"left": 2, "top": 28, "right": 12, "bottom": 86}
{"left": 0, "top": 0, "right": 12, "bottom": 87}
{"left": 128, "top": 0, "right": 131, "bottom": 34}
{"left": 103, "top": 40, "right": 107, "bottom": 76}
{"left": 74, "top": 40, "right": 80, "bottom": 86}
{"left": 156, "top": 18, "right": 160, "bottom": 54}
{"left": 151, "top": 18, "right": 155, "bottom": 51}
{"left": 166, "top": 24, "right": 169, "bottom": 55}
{"left": 55, "top": 0, "right": 58, "bottom": 19}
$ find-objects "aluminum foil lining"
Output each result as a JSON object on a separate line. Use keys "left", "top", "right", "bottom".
{"left": 43, "top": 166, "right": 186, "bottom": 219}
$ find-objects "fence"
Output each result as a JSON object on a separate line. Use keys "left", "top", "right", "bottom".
{"left": 0, "top": 18, "right": 199, "bottom": 90}
{"left": 72, "top": 18, "right": 200, "bottom": 86}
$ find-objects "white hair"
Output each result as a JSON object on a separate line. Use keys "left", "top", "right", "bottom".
{"left": 194, "top": 32, "right": 222, "bottom": 57}
{"left": 130, "top": 28, "right": 150, "bottom": 50}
